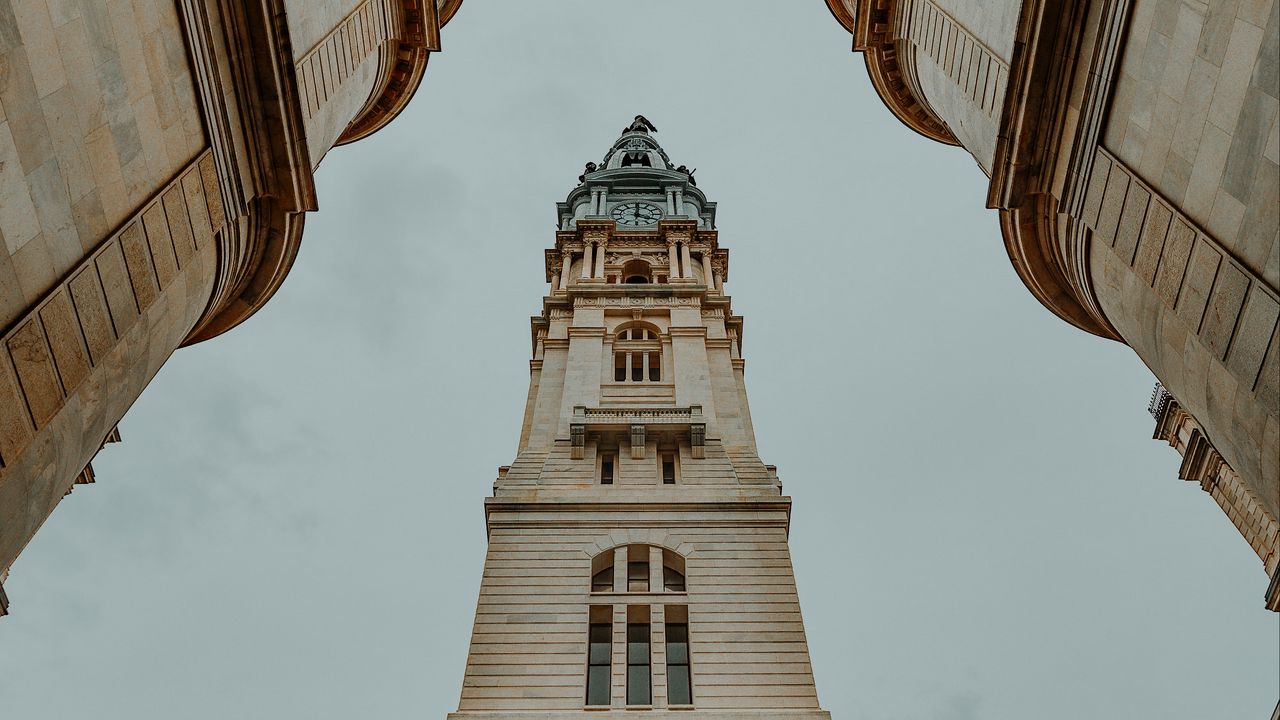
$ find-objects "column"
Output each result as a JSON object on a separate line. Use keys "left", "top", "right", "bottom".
{"left": 590, "top": 188, "right": 602, "bottom": 215}
{"left": 613, "top": 547, "right": 627, "bottom": 592}
{"left": 700, "top": 250, "right": 713, "bottom": 287}
{"left": 551, "top": 272, "right": 560, "bottom": 291}
{"left": 674, "top": 188, "right": 684, "bottom": 214}
{"left": 665, "top": 188, "right": 677, "bottom": 215}
{"left": 649, "top": 546, "right": 664, "bottom": 591}
{"left": 713, "top": 269, "right": 723, "bottom": 292}
{"left": 667, "top": 241, "right": 680, "bottom": 279}
{"left": 560, "top": 250, "right": 573, "bottom": 290}
{"left": 594, "top": 241, "right": 607, "bottom": 279}
{"left": 680, "top": 243, "right": 694, "bottom": 279}
{"left": 640, "top": 351, "right": 649, "bottom": 382}
{"left": 581, "top": 245, "right": 594, "bottom": 280}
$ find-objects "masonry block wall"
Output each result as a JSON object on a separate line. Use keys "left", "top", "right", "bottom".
{"left": 0, "top": 0, "right": 465, "bottom": 599}
{"left": 827, "top": 0, "right": 1279, "bottom": 606}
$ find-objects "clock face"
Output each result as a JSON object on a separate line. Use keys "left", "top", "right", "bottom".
{"left": 611, "top": 201, "right": 663, "bottom": 227}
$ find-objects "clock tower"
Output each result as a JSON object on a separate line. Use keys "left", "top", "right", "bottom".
{"left": 448, "top": 117, "right": 831, "bottom": 719}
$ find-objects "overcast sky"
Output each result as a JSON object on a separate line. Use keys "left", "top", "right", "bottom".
{"left": 1, "top": 2, "right": 1276, "bottom": 718}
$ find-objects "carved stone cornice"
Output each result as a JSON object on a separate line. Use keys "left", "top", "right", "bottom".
{"left": 337, "top": 0, "right": 447, "bottom": 145}
{"left": 988, "top": 0, "right": 1129, "bottom": 342}
{"left": 178, "top": 0, "right": 318, "bottom": 344}
{"left": 852, "top": 0, "right": 958, "bottom": 146}
{"left": 576, "top": 219, "right": 616, "bottom": 247}
{"left": 999, "top": 197, "right": 1118, "bottom": 339}
{"left": 1152, "top": 389, "right": 1280, "bottom": 607}
{"left": 824, "top": 0, "right": 856, "bottom": 31}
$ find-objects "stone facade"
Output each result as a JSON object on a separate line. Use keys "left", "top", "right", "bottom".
{"left": 449, "top": 118, "right": 830, "bottom": 718}
{"left": 826, "top": 0, "right": 1279, "bottom": 609}
{"left": 0, "top": 0, "right": 465, "bottom": 615}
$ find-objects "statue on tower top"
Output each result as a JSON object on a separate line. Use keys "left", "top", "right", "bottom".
{"left": 624, "top": 115, "right": 657, "bottom": 134}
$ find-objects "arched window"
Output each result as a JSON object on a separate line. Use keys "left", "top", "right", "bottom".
{"left": 586, "top": 544, "right": 693, "bottom": 707}
{"left": 588, "top": 545, "right": 687, "bottom": 595}
{"left": 613, "top": 324, "right": 662, "bottom": 382}
{"left": 621, "top": 259, "right": 651, "bottom": 284}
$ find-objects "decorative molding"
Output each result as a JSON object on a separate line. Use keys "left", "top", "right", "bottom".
{"left": 296, "top": 0, "right": 395, "bottom": 125}
{"left": 0, "top": 153, "right": 222, "bottom": 470}
{"left": 1152, "top": 385, "right": 1279, "bottom": 599}
{"left": 851, "top": 0, "right": 958, "bottom": 146}
{"left": 987, "top": 0, "right": 1130, "bottom": 341}
{"left": 574, "top": 296, "right": 700, "bottom": 309}
{"left": 824, "top": 0, "right": 856, "bottom": 32}
{"left": 178, "top": 0, "right": 317, "bottom": 344}
{"left": 1085, "top": 149, "right": 1280, "bottom": 393}
{"left": 893, "top": 0, "right": 1008, "bottom": 120}
{"left": 337, "top": 0, "right": 443, "bottom": 145}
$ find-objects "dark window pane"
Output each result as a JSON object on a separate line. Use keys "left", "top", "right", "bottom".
{"left": 663, "top": 566, "right": 685, "bottom": 592}
{"left": 666, "top": 640, "right": 688, "bottom": 664}
{"left": 627, "top": 640, "right": 650, "bottom": 664}
{"left": 666, "top": 624, "right": 688, "bottom": 643}
{"left": 661, "top": 460, "right": 675, "bottom": 484}
{"left": 626, "top": 665, "right": 651, "bottom": 705}
{"left": 587, "top": 622, "right": 613, "bottom": 704}
{"left": 627, "top": 562, "right": 649, "bottom": 592}
{"left": 601, "top": 459, "right": 613, "bottom": 484}
{"left": 589, "top": 640, "right": 612, "bottom": 665}
{"left": 631, "top": 361, "right": 642, "bottom": 381}
{"left": 591, "top": 567, "right": 613, "bottom": 592}
{"left": 667, "top": 664, "right": 691, "bottom": 704}
{"left": 587, "top": 665, "right": 611, "bottom": 705}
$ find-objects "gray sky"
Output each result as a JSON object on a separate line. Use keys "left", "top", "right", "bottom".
{"left": 1, "top": 2, "right": 1275, "bottom": 718}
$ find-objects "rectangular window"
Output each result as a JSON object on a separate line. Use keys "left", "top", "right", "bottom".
{"left": 630, "top": 353, "right": 643, "bottom": 382}
{"left": 614, "top": 353, "right": 626, "bottom": 382}
{"left": 661, "top": 455, "right": 676, "bottom": 485}
{"left": 666, "top": 622, "right": 692, "bottom": 705}
{"left": 648, "top": 352, "right": 661, "bottom": 381}
{"left": 626, "top": 622, "right": 651, "bottom": 705}
{"left": 586, "top": 621, "right": 612, "bottom": 706}
{"left": 600, "top": 455, "right": 614, "bottom": 485}
{"left": 627, "top": 561, "right": 649, "bottom": 592}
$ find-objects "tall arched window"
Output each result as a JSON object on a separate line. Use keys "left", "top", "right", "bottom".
{"left": 613, "top": 324, "right": 661, "bottom": 382}
{"left": 586, "top": 545, "right": 693, "bottom": 707}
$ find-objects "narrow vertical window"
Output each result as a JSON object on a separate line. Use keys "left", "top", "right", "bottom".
{"left": 661, "top": 455, "right": 676, "bottom": 485}
{"left": 648, "top": 351, "right": 661, "bottom": 381}
{"left": 600, "top": 455, "right": 614, "bottom": 485}
{"left": 666, "top": 622, "right": 692, "bottom": 704}
{"left": 586, "top": 619, "right": 612, "bottom": 706}
{"left": 614, "top": 352, "right": 626, "bottom": 382}
{"left": 626, "top": 622, "right": 651, "bottom": 705}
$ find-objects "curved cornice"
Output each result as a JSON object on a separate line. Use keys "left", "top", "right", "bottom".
{"left": 861, "top": 47, "right": 959, "bottom": 146}
{"left": 824, "top": 0, "right": 856, "bottom": 32}
{"left": 183, "top": 200, "right": 306, "bottom": 345}
{"left": 999, "top": 198, "right": 1118, "bottom": 341}
{"left": 850, "top": 0, "right": 958, "bottom": 146}
{"left": 337, "top": 0, "right": 462, "bottom": 146}
{"left": 439, "top": 0, "right": 464, "bottom": 25}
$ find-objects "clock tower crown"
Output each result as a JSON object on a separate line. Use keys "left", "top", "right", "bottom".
{"left": 558, "top": 115, "right": 715, "bottom": 231}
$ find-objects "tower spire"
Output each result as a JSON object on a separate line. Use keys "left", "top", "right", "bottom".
{"left": 449, "top": 120, "right": 829, "bottom": 718}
